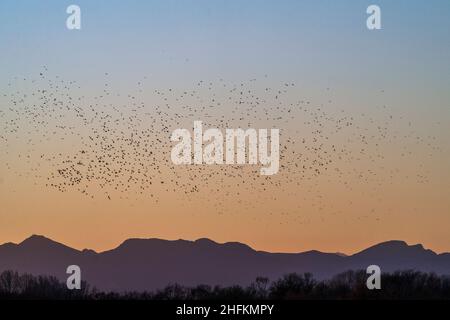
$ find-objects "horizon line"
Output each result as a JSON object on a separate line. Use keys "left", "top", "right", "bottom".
{"left": 2, "top": 234, "right": 448, "bottom": 256}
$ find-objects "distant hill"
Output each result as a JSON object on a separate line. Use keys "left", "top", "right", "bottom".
{"left": 0, "top": 235, "right": 449, "bottom": 292}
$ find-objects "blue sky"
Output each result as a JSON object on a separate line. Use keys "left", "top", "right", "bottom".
{"left": 1, "top": 0, "right": 449, "bottom": 89}
{"left": 0, "top": 1, "right": 449, "bottom": 136}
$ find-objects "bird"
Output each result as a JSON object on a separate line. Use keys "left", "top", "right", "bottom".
{"left": 0, "top": 68, "right": 443, "bottom": 226}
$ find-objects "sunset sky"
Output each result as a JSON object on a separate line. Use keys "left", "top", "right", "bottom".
{"left": 0, "top": 0, "right": 449, "bottom": 254}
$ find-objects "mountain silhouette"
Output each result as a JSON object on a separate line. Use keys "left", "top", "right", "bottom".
{"left": 0, "top": 235, "right": 449, "bottom": 292}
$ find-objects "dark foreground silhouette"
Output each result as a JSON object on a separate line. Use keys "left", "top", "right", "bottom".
{"left": 2, "top": 235, "right": 450, "bottom": 292}
{"left": 1, "top": 270, "right": 449, "bottom": 300}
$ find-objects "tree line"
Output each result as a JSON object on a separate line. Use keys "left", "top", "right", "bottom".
{"left": 1, "top": 270, "right": 449, "bottom": 300}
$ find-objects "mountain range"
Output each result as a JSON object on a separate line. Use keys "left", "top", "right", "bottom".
{"left": 0, "top": 235, "right": 449, "bottom": 292}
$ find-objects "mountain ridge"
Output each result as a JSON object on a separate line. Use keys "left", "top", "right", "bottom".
{"left": 6, "top": 234, "right": 446, "bottom": 256}
{"left": 0, "top": 235, "right": 449, "bottom": 292}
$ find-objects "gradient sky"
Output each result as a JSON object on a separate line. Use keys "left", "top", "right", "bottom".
{"left": 0, "top": 0, "right": 449, "bottom": 254}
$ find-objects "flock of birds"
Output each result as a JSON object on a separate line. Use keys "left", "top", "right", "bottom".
{"left": 0, "top": 69, "right": 441, "bottom": 221}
